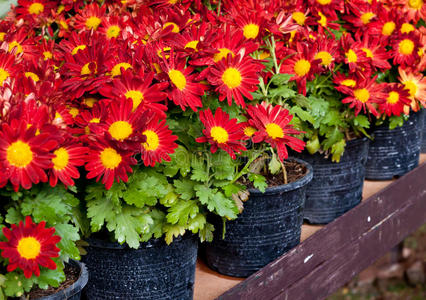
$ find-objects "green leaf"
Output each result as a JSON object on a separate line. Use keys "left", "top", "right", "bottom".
{"left": 163, "top": 146, "right": 191, "bottom": 177}
{"left": 268, "top": 152, "right": 281, "bottom": 175}
{"left": 322, "top": 126, "right": 345, "bottom": 150}
{"left": 211, "top": 151, "right": 236, "bottom": 180}
{"left": 195, "top": 186, "right": 238, "bottom": 219}
{"left": 322, "top": 110, "right": 342, "bottom": 126}
{"left": 55, "top": 223, "right": 80, "bottom": 261}
{"left": 331, "top": 139, "right": 346, "bottom": 163}
{"left": 164, "top": 224, "right": 186, "bottom": 245}
{"left": 166, "top": 200, "right": 199, "bottom": 226}
{"left": 173, "top": 179, "right": 195, "bottom": 200}
{"left": 188, "top": 213, "right": 206, "bottom": 233}
{"left": 194, "top": 184, "right": 215, "bottom": 205}
{"left": 86, "top": 194, "right": 117, "bottom": 233}
{"left": 290, "top": 106, "right": 315, "bottom": 125}
{"left": 142, "top": 209, "right": 166, "bottom": 241}
{"left": 270, "top": 73, "right": 294, "bottom": 86}
{"left": 106, "top": 206, "right": 153, "bottom": 249}
{"left": 160, "top": 185, "right": 179, "bottom": 207}
{"left": 248, "top": 173, "right": 268, "bottom": 193}
{"left": 223, "top": 183, "right": 243, "bottom": 198}
{"left": 389, "top": 115, "right": 404, "bottom": 130}
{"left": 306, "top": 135, "right": 320, "bottom": 154}
{"left": 190, "top": 156, "right": 209, "bottom": 182}
{"left": 123, "top": 169, "right": 168, "bottom": 208}
{"left": 269, "top": 86, "right": 297, "bottom": 98}
{"left": 5, "top": 207, "right": 22, "bottom": 225}
{"left": 33, "top": 265, "right": 65, "bottom": 290}
{"left": 353, "top": 115, "right": 370, "bottom": 128}
{"left": 199, "top": 223, "right": 215, "bottom": 243}
{"left": 4, "top": 272, "right": 34, "bottom": 297}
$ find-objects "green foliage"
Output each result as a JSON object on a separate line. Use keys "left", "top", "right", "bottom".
{"left": 248, "top": 173, "right": 268, "bottom": 193}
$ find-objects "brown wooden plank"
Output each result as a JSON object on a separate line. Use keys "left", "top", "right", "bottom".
{"left": 218, "top": 162, "right": 426, "bottom": 300}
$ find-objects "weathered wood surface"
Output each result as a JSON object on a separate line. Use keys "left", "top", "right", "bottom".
{"left": 218, "top": 162, "right": 426, "bottom": 300}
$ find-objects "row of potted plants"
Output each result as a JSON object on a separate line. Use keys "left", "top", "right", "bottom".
{"left": 0, "top": 0, "right": 425, "bottom": 299}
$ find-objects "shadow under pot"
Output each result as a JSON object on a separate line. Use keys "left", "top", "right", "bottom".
{"left": 203, "top": 158, "right": 313, "bottom": 278}
{"left": 82, "top": 234, "right": 198, "bottom": 300}
{"left": 295, "top": 137, "right": 369, "bottom": 225}
{"left": 366, "top": 110, "right": 424, "bottom": 180}
{"left": 31, "top": 260, "right": 88, "bottom": 300}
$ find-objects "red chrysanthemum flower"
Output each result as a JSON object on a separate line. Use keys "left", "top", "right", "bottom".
{"left": 208, "top": 54, "right": 263, "bottom": 107}
{"left": 49, "top": 142, "right": 87, "bottom": 187}
{"left": 356, "top": 33, "right": 391, "bottom": 71}
{"left": 140, "top": 117, "right": 178, "bottom": 167}
{"left": 98, "top": 15, "right": 127, "bottom": 40}
{"left": 74, "top": 101, "right": 108, "bottom": 137}
{"left": 313, "top": 35, "right": 339, "bottom": 70}
{"left": 0, "top": 50, "right": 20, "bottom": 87}
{"left": 85, "top": 139, "right": 136, "bottom": 189}
{"left": 280, "top": 42, "right": 320, "bottom": 95}
{"left": 162, "top": 50, "right": 207, "bottom": 111}
{"left": 398, "top": 67, "right": 426, "bottom": 110}
{"left": 340, "top": 34, "right": 369, "bottom": 73}
{"left": 15, "top": 0, "right": 57, "bottom": 21}
{"left": 0, "top": 216, "right": 61, "bottom": 278}
{"left": 101, "top": 70, "right": 168, "bottom": 116}
{"left": 378, "top": 83, "right": 411, "bottom": 116}
{"left": 343, "top": 0, "right": 378, "bottom": 29}
{"left": 340, "top": 76, "right": 385, "bottom": 116}
{"left": 73, "top": 3, "right": 106, "bottom": 32}
{"left": 391, "top": 33, "right": 421, "bottom": 68}
{"left": 196, "top": 107, "right": 247, "bottom": 159}
{"left": 247, "top": 102, "right": 305, "bottom": 162}
{"left": 0, "top": 119, "right": 57, "bottom": 190}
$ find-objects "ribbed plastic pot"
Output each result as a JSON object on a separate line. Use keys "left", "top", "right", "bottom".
{"left": 421, "top": 109, "right": 426, "bottom": 153}
{"left": 82, "top": 234, "right": 198, "bottom": 300}
{"left": 203, "top": 158, "right": 313, "bottom": 278}
{"left": 295, "top": 137, "right": 369, "bottom": 224}
{"left": 34, "top": 260, "right": 88, "bottom": 300}
{"left": 366, "top": 111, "right": 424, "bottom": 180}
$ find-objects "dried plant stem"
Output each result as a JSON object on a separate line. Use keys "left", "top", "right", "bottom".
{"left": 280, "top": 160, "right": 288, "bottom": 185}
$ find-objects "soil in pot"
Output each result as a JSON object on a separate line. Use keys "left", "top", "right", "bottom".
{"left": 203, "top": 158, "right": 313, "bottom": 278}
{"left": 366, "top": 111, "right": 424, "bottom": 180}
{"left": 27, "top": 260, "right": 88, "bottom": 300}
{"left": 82, "top": 233, "right": 198, "bottom": 300}
{"left": 294, "top": 137, "right": 369, "bottom": 224}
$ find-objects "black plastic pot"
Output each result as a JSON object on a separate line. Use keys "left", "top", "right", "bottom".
{"left": 421, "top": 109, "right": 426, "bottom": 153}
{"left": 34, "top": 260, "right": 88, "bottom": 300}
{"left": 366, "top": 111, "right": 424, "bottom": 180}
{"left": 82, "top": 234, "right": 198, "bottom": 300}
{"left": 203, "top": 158, "right": 313, "bottom": 278}
{"left": 295, "top": 137, "right": 369, "bottom": 224}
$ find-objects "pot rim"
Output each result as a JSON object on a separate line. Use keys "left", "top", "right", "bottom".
{"left": 248, "top": 157, "right": 313, "bottom": 195}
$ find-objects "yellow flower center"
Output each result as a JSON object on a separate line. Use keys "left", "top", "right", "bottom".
{"left": 71, "top": 45, "right": 86, "bottom": 55}
{"left": 315, "top": 51, "right": 333, "bottom": 66}
{"left": 142, "top": 130, "right": 160, "bottom": 151}
{"left": 404, "top": 80, "right": 417, "bottom": 97}
{"left": 0, "top": 32, "right": 5, "bottom": 42}
{"left": 106, "top": 25, "right": 121, "bottom": 39}
{"left": 84, "top": 97, "right": 97, "bottom": 107}
{"left": 169, "top": 0, "right": 178, "bottom": 3}
{"left": 293, "top": 59, "right": 311, "bottom": 76}
{"left": 108, "top": 121, "right": 133, "bottom": 141}
{"left": 163, "top": 22, "right": 180, "bottom": 33}
{"left": 8, "top": 41, "right": 23, "bottom": 55}
{"left": 354, "top": 88, "right": 370, "bottom": 103}
{"left": 184, "top": 40, "right": 199, "bottom": 50}
{"left": 408, "top": 0, "right": 423, "bottom": 9}
{"left": 387, "top": 91, "right": 400, "bottom": 104}
{"left": 292, "top": 12, "right": 306, "bottom": 25}
{"left": 317, "top": 0, "right": 331, "bottom": 4}
{"left": 0, "top": 68, "right": 10, "bottom": 86}
{"left": 90, "top": 118, "right": 100, "bottom": 123}
{"left": 111, "top": 62, "right": 132, "bottom": 77}
{"left": 57, "top": 5, "right": 65, "bottom": 14}
{"left": 52, "top": 147, "right": 69, "bottom": 170}
{"left": 17, "top": 237, "right": 41, "bottom": 260}
{"left": 86, "top": 16, "right": 102, "bottom": 30}
{"left": 43, "top": 51, "right": 53, "bottom": 60}
{"left": 398, "top": 39, "right": 415, "bottom": 55}
{"left": 401, "top": 23, "right": 415, "bottom": 34}
{"left": 341, "top": 79, "right": 357, "bottom": 87}
{"left": 59, "top": 20, "right": 69, "bottom": 30}
{"left": 69, "top": 107, "right": 79, "bottom": 118}
{"left": 28, "top": 3, "right": 44, "bottom": 15}
{"left": 222, "top": 67, "right": 242, "bottom": 89}
{"left": 213, "top": 48, "right": 234, "bottom": 62}
{"left": 125, "top": 90, "right": 144, "bottom": 111}
{"left": 317, "top": 11, "right": 327, "bottom": 27}
{"left": 243, "top": 23, "right": 259, "bottom": 39}
{"left": 6, "top": 141, "right": 33, "bottom": 168}
{"left": 362, "top": 48, "right": 373, "bottom": 58}
{"left": 346, "top": 49, "right": 358, "bottom": 63}
{"left": 382, "top": 21, "right": 396, "bottom": 36}
{"left": 81, "top": 62, "right": 97, "bottom": 76}
{"left": 360, "top": 12, "right": 375, "bottom": 24}
{"left": 157, "top": 47, "right": 171, "bottom": 59}
{"left": 210, "top": 126, "right": 229, "bottom": 143}
{"left": 266, "top": 123, "right": 284, "bottom": 139}
{"left": 25, "top": 72, "right": 39, "bottom": 82}
{"left": 168, "top": 69, "right": 187, "bottom": 91}
{"left": 100, "top": 147, "right": 122, "bottom": 169}
{"left": 244, "top": 126, "right": 256, "bottom": 137}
